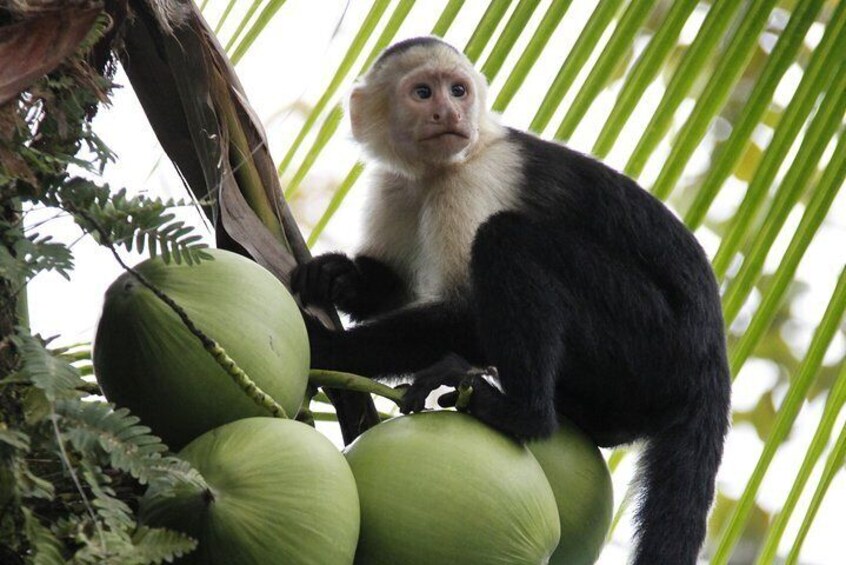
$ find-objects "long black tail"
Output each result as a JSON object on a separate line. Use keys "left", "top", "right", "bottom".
{"left": 632, "top": 359, "right": 731, "bottom": 564}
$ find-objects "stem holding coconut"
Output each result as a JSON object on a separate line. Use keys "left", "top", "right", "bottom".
{"left": 310, "top": 369, "right": 405, "bottom": 406}
{"left": 455, "top": 381, "right": 474, "bottom": 411}
{"left": 75, "top": 209, "right": 289, "bottom": 420}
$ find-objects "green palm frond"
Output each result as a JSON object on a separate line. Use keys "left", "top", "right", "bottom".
{"left": 712, "top": 267, "right": 846, "bottom": 563}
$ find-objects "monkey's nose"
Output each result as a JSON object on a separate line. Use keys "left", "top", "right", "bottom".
{"left": 433, "top": 111, "right": 461, "bottom": 124}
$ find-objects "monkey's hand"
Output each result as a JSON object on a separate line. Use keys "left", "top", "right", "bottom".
{"left": 434, "top": 368, "right": 502, "bottom": 412}
{"left": 402, "top": 355, "right": 543, "bottom": 442}
{"left": 291, "top": 253, "right": 361, "bottom": 311}
{"left": 400, "top": 354, "right": 500, "bottom": 414}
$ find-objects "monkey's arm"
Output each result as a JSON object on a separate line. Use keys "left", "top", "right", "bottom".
{"left": 292, "top": 253, "right": 410, "bottom": 322}
{"left": 303, "top": 298, "right": 480, "bottom": 377}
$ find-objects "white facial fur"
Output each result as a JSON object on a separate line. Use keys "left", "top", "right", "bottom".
{"left": 350, "top": 41, "right": 499, "bottom": 178}
{"left": 352, "top": 39, "right": 524, "bottom": 301}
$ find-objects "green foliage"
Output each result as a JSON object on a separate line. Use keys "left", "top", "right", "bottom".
{"left": 7, "top": 332, "right": 85, "bottom": 400}
{"left": 47, "top": 182, "right": 210, "bottom": 266}
{"left": 1, "top": 329, "right": 202, "bottom": 563}
{"left": 0, "top": 230, "right": 74, "bottom": 284}
{"left": 128, "top": 527, "right": 199, "bottom": 565}
{"left": 54, "top": 399, "right": 201, "bottom": 488}
{"left": 22, "top": 508, "right": 64, "bottom": 565}
{"left": 0, "top": 10, "right": 206, "bottom": 564}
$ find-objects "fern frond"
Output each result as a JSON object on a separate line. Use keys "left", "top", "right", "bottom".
{"left": 54, "top": 399, "right": 192, "bottom": 487}
{"left": 49, "top": 181, "right": 211, "bottom": 265}
{"left": 9, "top": 331, "right": 84, "bottom": 401}
{"left": 22, "top": 507, "right": 65, "bottom": 565}
{"left": 71, "top": 529, "right": 138, "bottom": 565}
{"left": 0, "top": 428, "right": 31, "bottom": 450}
{"left": 130, "top": 526, "right": 198, "bottom": 564}
{"left": 80, "top": 459, "right": 135, "bottom": 532}
{"left": 0, "top": 429, "right": 54, "bottom": 502}
{"left": 70, "top": 526, "right": 198, "bottom": 565}
{"left": 0, "top": 224, "right": 75, "bottom": 284}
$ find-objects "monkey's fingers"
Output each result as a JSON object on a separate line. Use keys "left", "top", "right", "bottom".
{"left": 330, "top": 271, "right": 361, "bottom": 309}
{"left": 436, "top": 378, "right": 475, "bottom": 410}
{"left": 398, "top": 394, "right": 424, "bottom": 415}
{"left": 400, "top": 354, "right": 472, "bottom": 414}
{"left": 318, "top": 257, "right": 358, "bottom": 304}
{"left": 436, "top": 390, "right": 460, "bottom": 409}
{"left": 306, "top": 256, "right": 334, "bottom": 304}
{"left": 291, "top": 262, "right": 324, "bottom": 306}
{"left": 291, "top": 253, "right": 354, "bottom": 306}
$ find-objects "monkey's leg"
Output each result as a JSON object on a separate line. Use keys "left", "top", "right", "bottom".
{"left": 427, "top": 212, "right": 572, "bottom": 441}
{"left": 399, "top": 210, "right": 610, "bottom": 441}
{"left": 460, "top": 210, "right": 694, "bottom": 444}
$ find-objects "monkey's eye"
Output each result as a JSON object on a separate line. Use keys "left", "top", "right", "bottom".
{"left": 414, "top": 85, "right": 432, "bottom": 99}
{"left": 451, "top": 83, "right": 467, "bottom": 98}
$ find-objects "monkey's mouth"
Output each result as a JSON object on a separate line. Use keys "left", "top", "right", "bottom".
{"left": 420, "top": 130, "right": 470, "bottom": 142}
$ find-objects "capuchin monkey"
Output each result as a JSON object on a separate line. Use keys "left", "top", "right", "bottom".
{"left": 292, "top": 37, "right": 731, "bottom": 565}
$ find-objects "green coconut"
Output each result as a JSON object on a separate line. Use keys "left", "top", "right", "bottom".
{"left": 93, "top": 249, "right": 308, "bottom": 449}
{"left": 528, "top": 421, "right": 614, "bottom": 565}
{"left": 141, "top": 417, "right": 360, "bottom": 565}
{"left": 344, "top": 411, "right": 560, "bottom": 565}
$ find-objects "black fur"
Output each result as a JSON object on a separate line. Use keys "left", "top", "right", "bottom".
{"left": 291, "top": 253, "right": 408, "bottom": 322}
{"left": 293, "top": 129, "right": 731, "bottom": 565}
{"left": 372, "top": 36, "right": 459, "bottom": 70}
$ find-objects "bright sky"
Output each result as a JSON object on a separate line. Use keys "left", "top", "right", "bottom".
{"left": 26, "top": 1, "right": 846, "bottom": 562}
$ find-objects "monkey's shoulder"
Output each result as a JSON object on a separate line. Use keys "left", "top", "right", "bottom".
{"left": 504, "top": 128, "right": 682, "bottom": 224}
{"left": 505, "top": 128, "right": 638, "bottom": 193}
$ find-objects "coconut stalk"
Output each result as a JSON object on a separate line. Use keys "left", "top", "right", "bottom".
{"left": 119, "top": 0, "right": 379, "bottom": 443}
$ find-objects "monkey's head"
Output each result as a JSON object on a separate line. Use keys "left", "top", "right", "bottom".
{"left": 349, "top": 37, "right": 497, "bottom": 177}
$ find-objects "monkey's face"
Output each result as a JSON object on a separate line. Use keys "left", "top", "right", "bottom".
{"left": 389, "top": 65, "right": 479, "bottom": 165}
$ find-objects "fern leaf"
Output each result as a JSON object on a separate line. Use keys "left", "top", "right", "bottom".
{"left": 0, "top": 428, "right": 31, "bottom": 450}
{"left": 54, "top": 178, "right": 209, "bottom": 263}
{"left": 0, "top": 430, "right": 54, "bottom": 501}
{"left": 0, "top": 226, "right": 75, "bottom": 283}
{"left": 136, "top": 229, "right": 147, "bottom": 254}
{"left": 80, "top": 459, "right": 135, "bottom": 532}
{"left": 10, "top": 331, "right": 84, "bottom": 401}
{"left": 72, "top": 525, "right": 198, "bottom": 565}
{"left": 53, "top": 398, "right": 203, "bottom": 493}
{"left": 130, "top": 526, "right": 198, "bottom": 564}
{"left": 71, "top": 529, "right": 139, "bottom": 564}
{"left": 148, "top": 232, "right": 158, "bottom": 257}
{"left": 159, "top": 236, "right": 172, "bottom": 264}
{"left": 54, "top": 400, "right": 173, "bottom": 483}
{"left": 22, "top": 507, "right": 65, "bottom": 565}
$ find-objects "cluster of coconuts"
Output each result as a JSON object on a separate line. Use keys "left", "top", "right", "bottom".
{"left": 94, "top": 249, "right": 613, "bottom": 564}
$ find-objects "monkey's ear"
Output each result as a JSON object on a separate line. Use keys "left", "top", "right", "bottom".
{"left": 349, "top": 86, "right": 366, "bottom": 141}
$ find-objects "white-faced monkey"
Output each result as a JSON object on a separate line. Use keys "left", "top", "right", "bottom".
{"left": 292, "top": 37, "right": 731, "bottom": 565}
